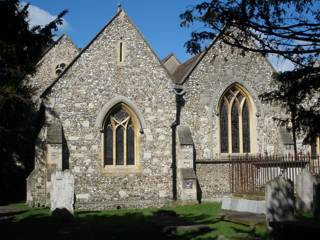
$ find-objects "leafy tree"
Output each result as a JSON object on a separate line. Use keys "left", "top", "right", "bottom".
{"left": 180, "top": 0, "right": 320, "bottom": 156}
{"left": 0, "top": 0, "right": 67, "bottom": 203}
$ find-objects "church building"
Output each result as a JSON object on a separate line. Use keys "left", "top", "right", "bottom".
{"left": 26, "top": 9, "right": 315, "bottom": 210}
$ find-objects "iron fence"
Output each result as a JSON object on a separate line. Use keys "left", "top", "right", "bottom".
{"left": 196, "top": 154, "right": 320, "bottom": 194}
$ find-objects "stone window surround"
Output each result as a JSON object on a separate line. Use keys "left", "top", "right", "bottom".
{"left": 103, "top": 103, "right": 139, "bottom": 166}
{"left": 216, "top": 83, "right": 258, "bottom": 155}
{"left": 116, "top": 39, "right": 127, "bottom": 66}
{"left": 95, "top": 96, "right": 146, "bottom": 174}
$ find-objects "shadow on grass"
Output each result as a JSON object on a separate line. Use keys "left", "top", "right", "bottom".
{"left": 0, "top": 207, "right": 268, "bottom": 240}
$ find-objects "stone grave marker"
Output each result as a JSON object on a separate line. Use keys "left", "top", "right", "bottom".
{"left": 265, "top": 176, "right": 295, "bottom": 228}
{"left": 50, "top": 170, "right": 74, "bottom": 215}
{"left": 296, "top": 169, "right": 317, "bottom": 212}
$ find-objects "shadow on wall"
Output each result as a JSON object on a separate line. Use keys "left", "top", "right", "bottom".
{"left": 62, "top": 128, "right": 69, "bottom": 170}
{"left": 193, "top": 145, "right": 203, "bottom": 203}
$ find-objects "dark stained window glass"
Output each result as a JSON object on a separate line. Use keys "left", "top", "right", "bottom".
{"left": 220, "top": 102, "right": 228, "bottom": 153}
{"left": 242, "top": 101, "right": 251, "bottom": 153}
{"left": 231, "top": 103, "right": 240, "bottom": 153}
{"left": 104, "top": 125, "right": 113, "bottom": 165}
{"left": 127, "top": 124, "right": 135, "bottom": 165}
{"left": 116, "top": 126, "right": 124, "bottom": 165}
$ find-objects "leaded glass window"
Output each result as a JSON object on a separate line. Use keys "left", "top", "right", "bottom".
{"left": 103, "top": 105, "right": 137, "bottom": 166}
{"left": 231, "top": 103, "right": 239, "bottom": 153}
{"left": 104, "top": 125, "right": 113, "bottom": 165}
{"left": 242, "top": 101, "right": 250, "bottom": 153}
{"left": 220, "top": 102, "right": 228, "bottom": 153}
{"left": 219, "top": 85, "right": 252, "bottom": 154}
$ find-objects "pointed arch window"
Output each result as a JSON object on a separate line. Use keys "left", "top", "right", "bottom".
{"left": 103, "top": 104, "right": 138, "bottom": 166}
{"left": 219, "top": 85, "right": 252, "bottom": 154}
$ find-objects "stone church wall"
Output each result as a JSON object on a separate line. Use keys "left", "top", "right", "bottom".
{"left": 180, "top": 39, "right": 283, "bottom": 200}
{"left": 44, "top": 11, "right": 175, "bottom": 209}
{"left": 29, "top": 35, "right": 79, "bottom": 98}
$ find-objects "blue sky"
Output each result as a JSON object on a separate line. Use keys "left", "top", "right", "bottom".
{"left": 25, "top": 0, "right": 294, "bottom": 70}
{"left": 25, "top": 0, "right": 201, "bottom": 63}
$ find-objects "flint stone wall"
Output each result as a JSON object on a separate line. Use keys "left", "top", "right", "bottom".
{"left": 29, "top": 35, "right": 79, "bottom": 98}
{"left": 181, "top": 39, "right": 282, "bottom": 160}
{"left": 196, "top": 163, "right": 230, "bottom": 201}
{"left": 44, "top": 11, "right": 175, "bottom": 209}
{"left": 180, "top": 38, "right": 285, "bottom": 201}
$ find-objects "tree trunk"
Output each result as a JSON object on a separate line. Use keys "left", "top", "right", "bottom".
{"left": 291, "top": 110, "right": 298, "bottom": 159}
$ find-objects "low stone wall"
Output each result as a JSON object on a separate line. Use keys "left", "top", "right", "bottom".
{"left": 196, "top": 163, "right": 230, "bottom": 201}
{"left": 75, "top": 199, "right": 171, "bottom": 211}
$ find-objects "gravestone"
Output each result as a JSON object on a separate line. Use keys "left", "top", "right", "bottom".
{"left": 265, "top": 176, "right": 295, "bottom": 228}
{"left": 296, "top": 169, "right": 317, "bottom": 212}
{"left": 50, "top": 170, "right": 74, "bottom": 215}
{"left": 313, "top": 180, "right": 320, "bottom": 220}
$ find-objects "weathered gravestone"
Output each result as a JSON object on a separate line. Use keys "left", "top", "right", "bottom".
{"left": 296, "top": 169, "right": 318, "bottom": 212}
{"left": 265, "top": 176, "right": 295, "bottom": 228}
{"left": 313, "top": 180, "right": 320, "bottom": 220}
{"left": 50, "top": 171, "right": 74, "bottom": 215}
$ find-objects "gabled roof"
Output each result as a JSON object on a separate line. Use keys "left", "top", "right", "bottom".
{"left": 41, "top": 9, "right": 174, "bottom": 97}
{"left": 171, "top": 27, "right": 277, "bottom": 85}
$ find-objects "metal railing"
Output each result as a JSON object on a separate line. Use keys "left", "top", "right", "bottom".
{"left": 196, "top": 154, "right": 320, "bottom": 194}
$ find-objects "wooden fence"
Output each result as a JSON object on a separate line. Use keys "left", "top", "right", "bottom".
{"left": 228, "top": 154, "right": 320, "bottom": 194}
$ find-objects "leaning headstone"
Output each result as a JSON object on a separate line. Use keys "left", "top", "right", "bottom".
{"left": 296, "top": 169, "right": 317, "bottom": 212}
{"left": 313, "top": 179, "right": 320, "bottom": 220}
{"left": 265, "top": 176, "right": 295, "bottom": 228}
{"left": 50, "top": 170, "right": 74, "bottom": 215}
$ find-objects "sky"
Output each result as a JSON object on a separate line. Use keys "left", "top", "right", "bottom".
{"left": 24, "top": 0, "right": 293, "bottom": 70}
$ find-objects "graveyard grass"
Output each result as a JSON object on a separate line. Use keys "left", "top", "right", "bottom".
{"left": 2, "top": 202, "right": 270, "bottom": 240}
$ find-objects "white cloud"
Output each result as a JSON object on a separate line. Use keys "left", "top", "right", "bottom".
{"left": 22, "top": 2, "right": 69, "bottom": 31}
{"left": 267, "top": 54, "right": 295, "bottom": 72}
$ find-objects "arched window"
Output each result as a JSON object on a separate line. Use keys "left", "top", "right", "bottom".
{"left": 103, "top": 104, "right": 138, "bottom": 166}
{"left": 219, "top": 85, "right": 252, "bottom": 154}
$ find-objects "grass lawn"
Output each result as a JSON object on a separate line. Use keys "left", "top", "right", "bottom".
{"left": 0, "top": 202, "right": 270, "bottom": 240}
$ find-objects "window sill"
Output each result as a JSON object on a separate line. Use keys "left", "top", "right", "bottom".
{"left": 101, "top": 165, "right": 142, "bottom": 175}
{"left": 218, "top": 153, "right": 255, "bottom": 160}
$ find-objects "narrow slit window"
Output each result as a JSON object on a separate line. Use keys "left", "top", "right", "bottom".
{"left": 119, "top": 42, "right": 123, "bottom": 62}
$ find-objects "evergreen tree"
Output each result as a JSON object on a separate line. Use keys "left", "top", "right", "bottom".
{"left": 0, "top": 0, "right": 67, "bottom": 203}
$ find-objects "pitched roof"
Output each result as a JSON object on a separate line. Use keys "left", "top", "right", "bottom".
{"left": 171, "top": 53, "right": 204, "bottom": 84}
{"left": 41, "top": 9, "right": 174, "bottom": 97}
{"left": 169, "top": 27, "right": 277, "bottom": 85}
